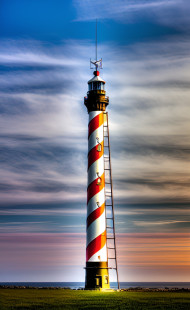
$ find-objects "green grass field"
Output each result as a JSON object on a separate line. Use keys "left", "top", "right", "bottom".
{"left": 0, "top": 289, "right": 190, "bottom": 310}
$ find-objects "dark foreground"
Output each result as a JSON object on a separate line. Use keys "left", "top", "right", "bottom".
{"left": 0, "top": 289, "right": 190, "bottom": 310}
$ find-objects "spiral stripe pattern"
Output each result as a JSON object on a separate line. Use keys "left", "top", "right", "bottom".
{"left": 86, "top": 111, "right": 107, "bottom": 263}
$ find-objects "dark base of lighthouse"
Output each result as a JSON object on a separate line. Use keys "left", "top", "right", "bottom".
{"left": 85, "top": 262, "right": 110, "bottom": 290}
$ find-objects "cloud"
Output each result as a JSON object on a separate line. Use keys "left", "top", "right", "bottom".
{"left": 73, "top": 0, "right": 178, "bottom": 22}
{"left": 0, "top": 208, "right": 86, "bottom": 216}
{"left": 116, "top": 232, "right": 190, "bottom": 281}
{"left": 0, "top": 36, "right": 190, "bottom": 237}
{"left": 0, "top": 232, "right": 189, "bottom": 281}
{"left": 133, "top": 220, "right": 190, "bottom": 227}
{"left": 73, "top": 0, "right": 190, "bottom": 45}
{"left": 0, "top": 40, "right": 90, "bottom": 206}
{"left": 73, "top": 0, "right": 190, "bottom": 38}
{"left": 0, "top": 233, "right": 86, "bottom": 281}
{"left": 116, "top": 207, "right": 190, "bottom": 216}
{"left": 101, "top": 39, "right": 190, "bottom": 204}
{"left": 0, "top": 133, "right": 87, "bottom": 204}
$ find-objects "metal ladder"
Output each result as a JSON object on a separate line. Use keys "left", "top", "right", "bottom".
{"left": 103, "top": 112, "right": 120, "bottom": 290}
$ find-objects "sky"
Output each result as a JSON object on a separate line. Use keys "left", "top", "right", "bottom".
{"left": 0, "top": 0, "right": 190, "bottom": 283}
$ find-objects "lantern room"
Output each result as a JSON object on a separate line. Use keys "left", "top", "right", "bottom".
{"left": 88, "top": 71, "right": 105, "bottom": 92}
{"left": 84, "top": 70, "right": 109, "bottom": 113}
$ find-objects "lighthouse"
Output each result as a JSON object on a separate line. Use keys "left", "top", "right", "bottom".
{"left": 84, "top": 59, "right": 119, "bottom": 290}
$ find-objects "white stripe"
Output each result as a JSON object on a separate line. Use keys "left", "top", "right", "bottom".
{"left": 87, "top": 244, "right": 107, "bottom": 262}
{"left": 88, "top": 125, "right": 103, "bottom": 152}
{"left": 87, "top": 188, "right": 105, "bottom": 217}
{"left": 88, "top": 156, "right": 104, "bottom": 186}
{"left": 87, "top": 211, "right": 106, "bottom": 246}
{"left": 89, "top": 111, "right": 102, "bottom": 123}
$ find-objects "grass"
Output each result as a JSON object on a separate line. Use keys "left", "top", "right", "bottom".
{"left": 0, "top": 289, "right": 190, "bottom": 310}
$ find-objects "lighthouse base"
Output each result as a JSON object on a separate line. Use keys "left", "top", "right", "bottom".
{"left": 85, "top": 262, "right": 110, "bottom": 290}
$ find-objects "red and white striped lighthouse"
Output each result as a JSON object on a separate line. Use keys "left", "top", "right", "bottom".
{"left": 84, "top": 60, "right": 119, "bottom": 289}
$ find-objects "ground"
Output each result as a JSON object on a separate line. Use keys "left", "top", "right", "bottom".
{"left": 0, "top": 289, "right": 190, "bottom": 310}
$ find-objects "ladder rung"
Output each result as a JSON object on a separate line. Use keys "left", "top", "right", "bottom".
{"left": 106, "top": 226, "right": 113, "bottom": 229}
{"left": 108, "top": 257, "right": 116, "bottom": 259}
{"left": 107, "top": 237, "right": 115, "bottom": 239}
{"left": 104, "top": 168, "right": 110, "bottom": 171}
{"left": 105, "top": 182, "right": 111, "bottom": 184}
{"left": 106, "top": 217, "right": 113, "bottom": 220}
{"left": 107, "top": 247, "right": 115, "bottom": 250}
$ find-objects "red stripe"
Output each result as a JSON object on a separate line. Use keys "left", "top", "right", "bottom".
{"left": 86, "top": 230, "right": 107, "bottom": 261}
{"left": 87, "top": 173, "right": 105, "bottom": 204}
{"left": 87, "top": 203, "right": 105, "bottom": 228}
{"left": 88, "top": 113, "right": 104, "bottom": 138}
{"left": 88, "top": 142, "right": 103, "bottom": 169}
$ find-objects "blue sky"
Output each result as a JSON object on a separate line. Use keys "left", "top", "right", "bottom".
{"left": 0, "top": 0, "right": 190, "bottom": 282}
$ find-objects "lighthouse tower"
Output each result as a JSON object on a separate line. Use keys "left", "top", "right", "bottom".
{"left": 84, "top": 60, "right": 119, "bottom": 290}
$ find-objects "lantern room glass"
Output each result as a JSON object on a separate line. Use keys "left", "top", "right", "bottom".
{"left": 88, "top": 82, "right": 105, "bottom": 91}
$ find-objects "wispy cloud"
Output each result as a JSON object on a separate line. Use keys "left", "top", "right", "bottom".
{"left": 133, "top": 220, "right": 190, "bottom": 227}
{"left": 0, "top": 208, "right": 86, "bottom": 216}
{"left": 117, "top": 232, "right": 190, "bottom": 281}
{"left": 0, "top": 232, "right": 86, "bottom": 281}
{"left": 0, "top": 232, "right": 189, "bottom": 281}
{"left": 116, "top": 207, "right": 190, "bottom": 216}
{"left": 73, "top": 0, "right": 178, "bottom": 22}
{"left": 0, "top": 35, "right": 190, "bottom": 235}
{"left": 73, "top": 0, "right": 190, "bottom": 37}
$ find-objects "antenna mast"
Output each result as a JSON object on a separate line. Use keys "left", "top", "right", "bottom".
{"left": 96, "top": 19, "right": 97, "bottom": 62}
{"left": 90, "top": 19, "right": 102, "bottom": 71}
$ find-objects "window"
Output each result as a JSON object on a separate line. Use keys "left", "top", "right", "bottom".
{"left": 90, "top": 82, "right": 105, "bottom": 90}
{"left": 97, "top": 177, "right": 102, "bottom": 185}
{"left": 96, "top": 278, "right": 100, "bottom": 286}
{"left": 101, "top": 83, "right": 105, "bottom": 90}
{"left": 105, "top": 276, "right": 109, "bottom": 284}
{"left": 96, "top": 172, "right": 102, "bottom": 185}
{"left": 97, "top": 143, "right": 102, "bottom": 152}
